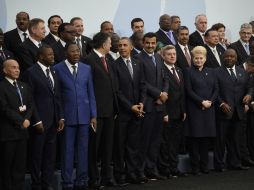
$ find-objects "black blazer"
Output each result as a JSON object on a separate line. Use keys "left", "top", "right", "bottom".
{"left": 43, "top": 33, "right": 58, "bottom": 46}
{"left": 229, "top": 40, "right": 250, "bottom": 65}
{"left": 175, "top": 43, "right": 193, "bottom": 70}
{"left": 52, "top": 41, "right": 65, "bottom": 64}
{"left": 114, "top": 56, "right": 146, "bottom": 118}
{"left": 0, "top": 79, "right": 33, "bottom": 141}
{"left": 137, "top": 50, "right": 169, "bottom": 112}
{"left": 17, "top": 38, "right": 45, "bottom": 73}
{"left": 4, "top": 28, "right": 23, "bottom": 56}
{"left": 164, "top": 65, "right": 185, "bottom": 120}
{"left": 80, "top": 35, "right": 92, "bottom": 56}
{"left": 204, "top": 45, "right": 223, "bottom": 68}
{"left": 84, "top": 50, "right": 119, "bottom": 117}
{"left": 215, "top": 66, "right": 253, "bottom": 120}
{"left": 22, "top": 64, "right": 63, "bottom": 129}
{"left": 155, "top": 29, "right": 176, "bottom": 45}
{"left": 189, "top": 30, "right": 205, "bottom": 47}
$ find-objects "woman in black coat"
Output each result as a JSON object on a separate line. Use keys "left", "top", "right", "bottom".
{"left": 184, "top": 46, "right": 218, "bottom": 175}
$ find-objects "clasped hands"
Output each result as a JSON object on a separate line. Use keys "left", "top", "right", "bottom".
{"left": 131, "top": 103, "right": 145, "bottom": 117}
{"left": 201, "top": 100, "right": 212, "bottom": 110}
{"left": 155, "top": 92, "right": 168, "bottom": 105}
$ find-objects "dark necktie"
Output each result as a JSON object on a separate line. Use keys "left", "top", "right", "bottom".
{"left": 0, "top": 49, "right": 7, "bottom": 61}
{"left": 38, "top": 42, "right": 42, "bottom": 48}
{"left": 76, "top": 38, "right": 82, "bottom": 56}
{"left": 184, "top": 46, "right": 191, "bottom": 66}
{"left": 72, "top": 65, "right": 77, "bottom": 79}
{"left": 13, "top": 81, "right": 24, "bottom": 105}
{"left": 229, "top": 68, "right": 237, "bottom": 82}
{"left": 46, "top": 68, "right": 54, "bottom": 91}
{"left": 151, "top": 55, "right": 156, "bottom": 67}
{"left": 126, "top": 59, "right": 133, "bottom": 79}
{"left": 101, "top": 56, "right": 108, "bottom": 72}
{"left": 171, "top": 67, "right": 180, "bottom": 84}
{"left": 22, "top": 33, "right": 28, "bottom": 41}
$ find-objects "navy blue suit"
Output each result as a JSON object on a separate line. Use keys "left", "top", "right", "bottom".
{"left": 54, "top": 60, "right": 97, "bottom": 188}
{"left": 22, "top": 63, "right": 63, "bottom": 189}
{"left": 214, "top": 66, "right": 253, "bottom": 169}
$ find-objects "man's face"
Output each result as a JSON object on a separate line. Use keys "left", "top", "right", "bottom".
{"left": 143, "top": 37, "right": 156, "bottom": 54}
{"left": 239, "top": 28, "right": 252, "bottom": 43}
{"left": 163, "top": 48, "right": 177, "bottom": 65}
{"left": 32, "top": 21, "right": 46, "bottom": 41}
{"left": 62, "top": 25, "right": 76, "bottom": 42}
{"left": 160, "top": 15, "right": 171, "bottom": 31}
{"left": 3, "top": 60, "right": 20, "bottom": 80}
{"left": 72, "top": 19, "right": 84, "bottom": 36}
{"left": 205, "top": 30, "right": 219, "bottom": 47}
{"left": 223, "top": 49, "right": 237, "bottom": 68}
{"left": 132, "top": 21, "right": 144, "bottom": 33}
{"left": 48, "top": 17, "right": 62, "bottom": 35}
{"left": 118, "top": 39, "right": 132, "bottom": 58}
{"left": 101, "top": 23, "right": 114, "bottom": 34}
{"left": 110, "top": 34, "right": 120, "bottom": 53}
{"left": 16, "top": 12, "right": 29, "bottom": 32}
{"left": 177, "top": 29, "right": 189, "bottom": 46}
{"left": 171, "top": 17, "right": 181, "bottom": 31}
{"left": 195, "top": 16, "right": 207, "bottom": 33}
{"left": 66, "top": 44, "right": 80, "bottom": 64}
{"left": 40, "top": 48, "right": 55, "bottom": 66}
{"left": 102, "top": 37, "right": 112, "bottom": 54}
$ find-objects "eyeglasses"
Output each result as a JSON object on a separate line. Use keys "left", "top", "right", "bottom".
{"left": 241, "top": 32, "right": 252, "bottom": 35}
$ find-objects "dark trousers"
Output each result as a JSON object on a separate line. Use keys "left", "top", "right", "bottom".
{"left": 113, "top": 115, "right": 142, "bottom": 179}
{"left": 138, "top": 110, "right": 164, "bottom": 175}
{"left": 0, "top": 139, "right": 27, "bottom": 190}
{"left": 214, "top": 114, "right": 243, "bottom": 169}
{"left": 62, "top": 125, "right": 89, "bottom": 188}
{"left": 188, "top": 137, "right": 210, "bottom": 172}
{"left": 159, "top": 119, "right": 183, "bottom": 174}
{"left": 30, "top": 126, "right": 57, "bottom": 190}
{"left": 88, "top": 116, "right": 115, "bottom": 182}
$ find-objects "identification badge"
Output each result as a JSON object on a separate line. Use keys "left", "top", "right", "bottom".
{"left": 19, "top": 105, "right": 26, "bottom": 112}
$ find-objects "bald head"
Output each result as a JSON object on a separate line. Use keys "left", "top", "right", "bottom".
{"left": 3, "top": 59, "right": 20, "bottom": 80}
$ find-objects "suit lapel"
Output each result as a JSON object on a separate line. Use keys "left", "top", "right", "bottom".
{"left": 35, "top": 64, "right": 55, "bottom": 93}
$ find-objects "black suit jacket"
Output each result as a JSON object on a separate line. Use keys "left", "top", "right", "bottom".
{"left": 215, "top": 66, "right": 253, "bottom": 120}
{"left": 189, "top": 30, "right": 205, "bottom": 47}
{"left": 17, "top": 38, "right": 45, "bottom": 73}
{"left": 22, "top": 64, "right": 63, "bottom": 129}
{"left": 175, "top": 43, "right": 193, "bottom": 70}
{"left": 80, "top": 35, "right": 92, "bottom": 56}
{"left": 204, "top": 45, "right": 223, "bottom": 68}
{"left": 114, "top": 56, "right": 146, "bottom": 118}
{"left": 4, "top": 28, "right": 23, "bottom": 56}
{"left": 84, "top": 50, "right": 119, "bottom": 117}
{"left": 0, "top": 79, "right": 33, "bottom": 141}
{"left": 52, "top": 41, "right": 65, "bottom": 64}
{"left": 229, "top": 40, "right": 250, "bottom": 65}
{"left": 164, "top": 65, "right": 185, "bottom": 120}
{"left": 137, "top": 50, "right": 169, "bottom": 112}
{"left": 43, "top": 33, "right": 58, "bottom": 46}
{"left": 155, "top": 29, "right": 177, "bottom": 45}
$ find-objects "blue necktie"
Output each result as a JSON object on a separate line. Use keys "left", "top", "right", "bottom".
{"left": 167, "top": 31, "right": 176, "bottom": 45}
{"left": 229, "top": 68, "right": 237, "bottom": 82}
{"left": 13, "top": 81, "right": 24, "bottom": 106}
{"left": 72, "top": 65, "right": 77, "bottom": 79}
{"left": 245, "top": 44, "right": 250, "bottom": 55}
{"left": 151, "top": 55, "right": 156, "bottom": 67}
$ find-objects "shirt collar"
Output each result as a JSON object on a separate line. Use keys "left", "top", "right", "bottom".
{"left": 143, "top": 49, "right": 154, "bottom": 57}
{"left": 65, "top": 59, "right": 78, "bottom": 69}
{"left": 5, "top": 77, "right": 16, "bottom": 85}
{"left": 17, "top": 27, "right": 29, "bottom": 36}
{"left": 28, "top": 36, "right": 41, "bottom": 47}
{"left": 93, "top": 49, "right": 104, "bottom": 58}
{"left": 50, "top": 32, "right": 60, "bottom": 41}
{"left": 37, "top": 61, "right": 50, "bottom": 72}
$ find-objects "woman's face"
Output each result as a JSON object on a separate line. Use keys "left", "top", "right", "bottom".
{"left": 217, "top": 27, "right": 225, "bottom": 41}
{"left": 193, "top": 53, "right": 206, "bottom": 68}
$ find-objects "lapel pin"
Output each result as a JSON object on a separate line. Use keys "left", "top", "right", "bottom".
{"left": 238, "top": 73, "right": 242, "bottom": 77}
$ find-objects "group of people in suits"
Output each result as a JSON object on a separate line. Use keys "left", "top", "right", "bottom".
{"left": 1, "top": 10, "right": 254, "bottom": 190}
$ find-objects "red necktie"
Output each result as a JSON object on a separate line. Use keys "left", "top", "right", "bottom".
{"left": 101, "top": 56, "right": 108, "bottom": 72}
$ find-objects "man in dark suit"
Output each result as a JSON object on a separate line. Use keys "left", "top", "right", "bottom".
{"left": 70, "top": 17, "right": 92, "bottom": 57}
{"left": 43, "top": 15, "right": 63, "bottom": 45}
{"left": 0, "top": 59, "right": 33, "bottom": 190}
{"left": 229, "top": 23, "right": 253, "bottom": 65}
{"left": 158, "top": 45, "right": 187, "bottom": 178}
{"left": 17, "top": 18, "right": 46, "bottom": 73}
{"left": 189, "top": 14, "right": 207, "bottom": 47}
{"left": 113, "top": 37, "right": 146, "bottom": 185}
{"left": 130, "top": 31, "right": 144, "bottom": 57}
{"left": 137, "top": 32, "right": 169, "bottom": 180}
{"left": 4, "top": 11, "right": 30, "bottom": 56}
{"left": 54, "top": 42, "right": 97, "bottom": 190}
{"left": 156, "top": 14, "right": 177, "bottom": 46}
{"left": 214, "top": 49, "right": 253, "bottom": 171}
{"left": 84, "top": 32, "right": 118, "bottom": 188}
{"left": 204, "top": 29, "right": 223, "bottom": 68}
{"left": 0, "top": 28, "right": 14, "bottom": 80}
{"left": 51, "top": 23, "right": 76, "bottom": 64}
{"left": 22, "top": 45, "right": 64, "bottom": 190}
{"left": 100, "top": 21, "right": 114, "bottom": 34}
{"left": 175, "top": 26, "right": 193, "bottom": 70}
